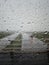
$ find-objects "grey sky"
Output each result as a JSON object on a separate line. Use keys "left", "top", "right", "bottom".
{"left": 0, "top": 0, "right": 49, "bottom": 32}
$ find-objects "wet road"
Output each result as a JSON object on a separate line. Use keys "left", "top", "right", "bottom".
{"left": 0, "top": 32, "right": 49, "bottom": 65}
{"left": 0, "top": 32, "right": 19, "bottom": 50}
{"left": 22, "top": 33, "right": 47, "bottom": 52}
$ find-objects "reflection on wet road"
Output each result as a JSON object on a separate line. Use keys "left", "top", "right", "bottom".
{"left": 22, "top": 33, "right": 47, "bottom": 52}
{"left": 22, "top": 33, "right": 33, "bottom": 51}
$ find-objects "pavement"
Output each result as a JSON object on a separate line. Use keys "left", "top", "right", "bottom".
{"left": 21, "top": 33, "right": 47, "bottom": 52}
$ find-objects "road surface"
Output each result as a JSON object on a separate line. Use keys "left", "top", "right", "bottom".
{"left": 0, "top": 32, "right": 49, "bottom": 65}
{"left": 22, "top": 33, "right": 47, "bottom": 52}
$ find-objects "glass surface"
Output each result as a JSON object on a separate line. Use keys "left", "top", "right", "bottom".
{"left": 0, "top": 0, "right": 49, "bottom": 65}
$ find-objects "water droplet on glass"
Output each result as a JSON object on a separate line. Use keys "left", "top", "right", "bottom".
{"left": 20, "top": 26, "right": 23, "bottom": 28}
{"left": 4, "top": 20, "right": 6, "bottom": 22}
{"left": 27, "top": 22, "right": 31, "bottom": 24}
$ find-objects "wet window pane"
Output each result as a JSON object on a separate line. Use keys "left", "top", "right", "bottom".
{"left": 0, "top": 0, "right": 49, "bottom": 65}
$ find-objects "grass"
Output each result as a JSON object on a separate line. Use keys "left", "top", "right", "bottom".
{"left": 32, "top": 32, "right": 49, "bottom": 42}
{"left": 0, "top": 31, "right": 12, "bottom": 39}
{"left": 2, "top": 34, "right": 22, "bottom": 52}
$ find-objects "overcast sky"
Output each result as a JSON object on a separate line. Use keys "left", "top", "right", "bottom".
{"left": 0, "top": 0, "right": 49, "bottom": 32}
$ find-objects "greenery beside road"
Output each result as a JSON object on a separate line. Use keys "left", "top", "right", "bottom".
{"left": 0, "top": 31, "right": 13, "bottom": 39}
{"left": 32, "top": 31, "right": 49, "bottom": 42}
{"left": 2, "top": 34, "right": 22, "bottom": 52}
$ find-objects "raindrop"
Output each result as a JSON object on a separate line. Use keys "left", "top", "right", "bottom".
{"left": 4, "top": 20, "right": 6, "bottom": 22}
{"left": 2, "top": 17, "right": 4, "bottom": 19}
{"left": 46, "top": 13, "right": 48, "bottom": 16}
{"left": 36, "top": 53, "right": 40, "bottom": 56}
{"left": 12, "top": 10, "right": 14, "bottom": 12}
{"left": 0, "top": 4, "right": 1, "bottom": 7}
{"left": 17, "top": 31, "right": 19, "bottom": 33}
{"left": 27, "top": 22, "right": 31, "bottom": 24}
{"left": 20, "top": 26, "right": 23, "bottom": 28}
{"left": 5, "top": 0, "right": 7, "bottom": 3}
{"left": 7, "top": 17, "right": 9, "bottom": 19}
{"left": 44, "top": 31, "right": 48, "bottom": 34}
{"left": 7, "top": 29, "right": 8, "bottom": 31}
{"left": 41, "top": 23, "right": 43, "bottom": 24}
{"left": 32, "top": 22, "right": 34, "bottom": 23}
{"left": 44, "top": 18, "right": 47, "bottom": 21}
{"left": 21, "top": 22, "right": 24, "bottom": 24}
{"left": 0, "top": 18, "right": 1, "bottom": 19}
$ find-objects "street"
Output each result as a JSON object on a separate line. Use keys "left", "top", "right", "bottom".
{"left": 22, "top": 32, "right": 47, "bottom": 52}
